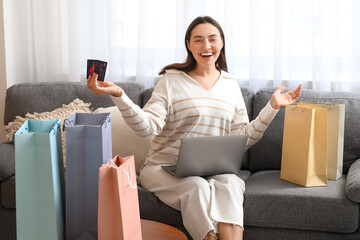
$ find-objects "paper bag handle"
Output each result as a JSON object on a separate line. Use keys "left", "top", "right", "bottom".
{"left": 122, "top": 166, "right": 137, "bottom": 189}
{"left": 101, "top": 116, "right": 111, "bottom": 128}
{"left": 292, "top": 105, "right": 307, "bottom": 112}
{"left": 321, "top": 102, "right": 334, "bottom": 110}
{"left": 103, "top": 160, "right": 137, "bottom": 189}
{"left": 297, "top": 101, "right": 334, "bottom": 110}
{"left": 19, "top": 127, "right": 29, "bottom": 135}
{"left": 49, "top": 123, "right": 60, "bottom": 135}
{"left": 62, "top": 118, "right": 73, "bottom": 131}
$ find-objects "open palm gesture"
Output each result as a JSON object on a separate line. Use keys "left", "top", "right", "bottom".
{"left": 270, "top": 85, "right": 302, "bottom": 109}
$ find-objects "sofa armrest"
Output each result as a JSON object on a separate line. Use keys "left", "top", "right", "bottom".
{"left": 0, "top": 143, "right": 15, "bottom": 182}
{"left": 345, "top": 158, "right": 360, "bottom": 203}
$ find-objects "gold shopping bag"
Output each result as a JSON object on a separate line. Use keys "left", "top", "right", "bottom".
{"left": 280, "top": 104, "right": 328, "bottom": 187}
{"left": 299, "top": 102, "right": 345, "bottom": 180}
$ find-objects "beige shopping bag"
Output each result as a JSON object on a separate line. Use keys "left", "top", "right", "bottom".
{"left": 280, "top": 104, "right": 328, "bottom": 187}
{"left": 299, "top": 102, "right": 345, "bottom": 180}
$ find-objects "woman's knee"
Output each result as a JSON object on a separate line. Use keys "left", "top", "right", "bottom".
{"left": 139, "top": 164, "right": 179, "bottom": 191}
{"left": 181, "top": 176, "right": 210, "bottom": 198}
{"left": 212, "top": 174, "right": 245, "bottom": 190}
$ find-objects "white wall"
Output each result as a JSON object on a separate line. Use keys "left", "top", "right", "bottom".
{"left": 0, "top": 0, "right": 7, "bottom": 143}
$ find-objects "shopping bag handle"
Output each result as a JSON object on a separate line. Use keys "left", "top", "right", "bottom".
{"left": 19, "top": 127, "right": 29, "bottom": 135}
{"left": 321, "top": 102, "right": 334, "bottom": 110}
{"left": 62, "top": 119, "right": 73, "bottom": 131}
{"left": 122, "top": 165, "right": 137, "bottom": 189}
{"left": 298, "top": 101, "right": 334, "bottom": 110}
{"left": 49, "top": 123, "right": 60, "bottom": 135}
{"left": 104, "top": 160, "right": 137, "bottom": 189}
{"left": 101, "top": 116, "right": 111, "bottom": 128}
{"left": 292, "top": 105, "right": 307, "bottom": 112}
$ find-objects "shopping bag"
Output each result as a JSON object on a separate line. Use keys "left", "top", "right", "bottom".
{"left": 280, "top": 104, "right": 328, "bottom": 187}
{"left": 64, "top": 113, "right": 112, "bottom": 240}
{"left": 98, "top": 155, "right": 142, "bottom": 240}
{"left": 15, "top": 119, "right": 65, "bottom": 240}
{"left": 299, "top": 102, "right": 345, "bottom": 180}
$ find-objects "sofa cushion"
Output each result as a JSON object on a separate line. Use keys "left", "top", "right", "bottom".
{"left": 5, "top": 98, "right": 92, "bottom": 143}
{"left": 0, "top": 176, "right": 15, "bottom": 208}
{"left": 138, "top": 185, "right": 183, "bottom": 226}
{"left": 249, "top": 88, "right": 283, "bottom": 171}
{"left": 5, "top": 99, "right": 93, "bottom": 169}
{"left": 345, "top": 158, "right": 360, "bottom": 203}
{"left": 249, "top": 88, "right": 360, "bottom": 173}
{"left": 0, "top": 143, "right": 14, "bottom": 182}
{"left": 239, "top": 86, "right": 255, "bottom": 170}
{"left": 244, "top": 170, "right": 359, "bottom": 233}
{"left": 142, "top": 86, "right": 255, "bottom": 170}
{"left": 4, "top": 82, "right": 144, "bottom": 126}
{"left": 94, "top": 106, "right": 153, "bottom": 175}
{"left": 142, "top": 88, "right": 154, "bottom": 107}
{"left": 243, "top": 225, "right": 360, "bottom": 240}
{"left": 0, "top": 207, "right": 16, "bottom": 240}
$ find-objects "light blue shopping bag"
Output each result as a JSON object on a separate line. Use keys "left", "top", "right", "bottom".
{"left": 15, "top": 119, "right": 65, "bottom": 240}
{"left": 64, "top": 113, "right": 112, "bottom": 240}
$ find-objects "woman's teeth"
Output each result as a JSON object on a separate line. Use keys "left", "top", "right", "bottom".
{"left": 201, "top": 53, "right": 213, "bottom": 57}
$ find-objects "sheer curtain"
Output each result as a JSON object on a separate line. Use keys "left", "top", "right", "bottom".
{"left": 3, "top": 0, "right": 360, "bottom": 91}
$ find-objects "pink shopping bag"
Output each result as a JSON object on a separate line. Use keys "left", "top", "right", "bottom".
{"left": 98, "top": 155, "right": 142, "bottom": 240}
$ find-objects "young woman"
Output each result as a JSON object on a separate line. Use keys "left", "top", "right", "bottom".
{"left": 88, "top": 16, "right": 302, "bottom": 240}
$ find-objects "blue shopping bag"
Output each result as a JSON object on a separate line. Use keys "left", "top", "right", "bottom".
{"left": 15, "top": 119, "right": 65, "bottom": 240}
{"left": 64, "top": 113, "right": 112, "bottom": 240}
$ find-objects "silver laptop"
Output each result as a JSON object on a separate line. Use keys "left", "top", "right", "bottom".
{"left": 161, "top": 135, "right": 248, "bottom": 177}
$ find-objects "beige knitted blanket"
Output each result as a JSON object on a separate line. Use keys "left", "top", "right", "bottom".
{"left": 4, "top": 98, "right": 92, "bottom": 168}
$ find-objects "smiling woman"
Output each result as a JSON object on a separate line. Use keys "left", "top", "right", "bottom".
{"left": 159, "top": 16, "right": 227, "bottom": 77}
{"left": 188, "top": 26, "right": 222, "bottom": 65}
{"left": 87, "top": 16, "right": 302, "bottom": 240}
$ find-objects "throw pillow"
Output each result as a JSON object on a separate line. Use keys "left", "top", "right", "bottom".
{"left": 345, "top": 158, "right": 360, "bottom": 203}
{"left": 4, "top": 98, "right": 92, "bottom": 168}
{"left": 94, "top": 106, "right": 153, "bottom": 175}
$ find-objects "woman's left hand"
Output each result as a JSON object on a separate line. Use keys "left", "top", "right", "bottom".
{"left": 270, "top": 84, "right": 302, "bottom": 110}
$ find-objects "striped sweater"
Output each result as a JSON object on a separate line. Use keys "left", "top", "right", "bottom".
{"left": 111, "top": 70, "right": 278, "bottom": 167}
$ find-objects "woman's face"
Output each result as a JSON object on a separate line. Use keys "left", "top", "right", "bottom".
{"left": 187, "top": 23, "right": 224, "bottom": 70}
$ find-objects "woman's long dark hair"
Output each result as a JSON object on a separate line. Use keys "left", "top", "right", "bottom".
{"left": 159, "top": 16, "right": 228, "bottom": 75}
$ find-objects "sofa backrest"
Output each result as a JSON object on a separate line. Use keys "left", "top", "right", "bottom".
{"left": 4, "top": 81, "right": 145, "bottom": 125}
{"left": 249, "top": 87, "right": 360, "bottom": 173}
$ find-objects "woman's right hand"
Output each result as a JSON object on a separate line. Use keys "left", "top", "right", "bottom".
{"left": 87, "top": 73, "right": 123, "bottom": 97}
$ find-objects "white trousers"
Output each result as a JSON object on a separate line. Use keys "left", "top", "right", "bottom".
{"left": 139, "top": 164, "right": 245, "bottom": 240}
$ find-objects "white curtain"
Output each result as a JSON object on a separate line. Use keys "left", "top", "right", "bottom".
{"left": 4, "top": 0, "right": 360, "bottom": 91}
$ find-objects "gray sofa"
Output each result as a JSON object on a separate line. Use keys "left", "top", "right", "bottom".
{"left": 1, "top": 81, "right": 360, "bottom": 240}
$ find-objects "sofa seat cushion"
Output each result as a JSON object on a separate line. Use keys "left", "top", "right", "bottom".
{"left": 0, "top": 207, "right": 16, "bottom": 239}
{"left": 244, "top": 170, "right": 359, "bottom": 234}
{"left": 1, "top": 176, "right": 15, "bottom": 208}
{"left": 0, "top": 143, "right": 15, "bottom": 182}
{"left": 138, "top": 185, "right": 183, "bottom": 225}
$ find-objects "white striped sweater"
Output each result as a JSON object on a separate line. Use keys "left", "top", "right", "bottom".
{"left": 111, "top": 70, "right": 279, "bottom": 167}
